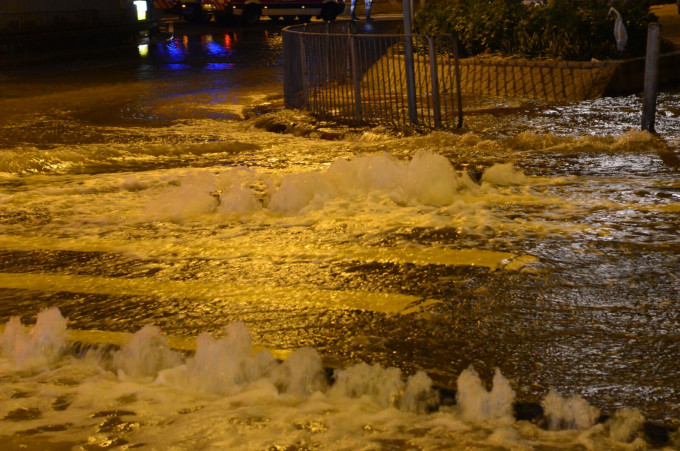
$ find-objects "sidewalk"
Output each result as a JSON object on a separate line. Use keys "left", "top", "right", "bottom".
{"left": 652, "top": 4, "right": 680, "bottom": 49}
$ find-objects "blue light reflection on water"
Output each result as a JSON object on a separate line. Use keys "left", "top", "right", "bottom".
{"left": 132, "top": 26, "right": 284, "bottom": 106}
{"left": 205, "top": 63, "right": 236, "bottom": 70}
{"left": 148, "top": 29, "right": 282, "bottom": 74}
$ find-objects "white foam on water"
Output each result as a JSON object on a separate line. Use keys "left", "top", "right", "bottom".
{"left": 218, "top": 184, "right": 262, "bottom": 217}
{"left": 456, "top": 365, "right": 515, "bottom": 425}
{"left": 0, "top": 308, "right": 667, "bottom": 449}
{"left": 608, "top": 408, "right": 645, "bottom": 444}
{"left": 113, "top": 325, "right": 183, "bottom": 381}
{"left": 143, "top": 170, "right": 221, "bottom": 222}
{"left": 141, "top": 150, "right": 549, "bottom": 229}
{"left": 542, "top": 389, "right": 601, "bottom": 430}
{"left": 0, "top": 146, "right": 629, "bottom": 274}
{"left": 481, "top": 163, "right": 528, "bottom": 186}
{"left": 1, "top": 307, "right": 67, "bottom": 369}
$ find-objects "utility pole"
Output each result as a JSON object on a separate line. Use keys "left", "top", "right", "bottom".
{"left": 642, "top": 23, "right": 660, "bottom": 133}
{"left": 402, "top": 0, "right": 417, "bottom": 124}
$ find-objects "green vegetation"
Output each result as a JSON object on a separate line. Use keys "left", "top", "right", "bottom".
{"left": 414, "top": 0, "right": 659, "bottom": 60}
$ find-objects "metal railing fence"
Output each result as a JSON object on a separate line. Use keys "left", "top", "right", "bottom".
{"left": 283, "top": 20, "right": 463, "bottom": 130}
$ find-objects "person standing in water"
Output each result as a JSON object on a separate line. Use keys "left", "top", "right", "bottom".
{"left": 350, "top": 0, "right": 373, "bottom": 21}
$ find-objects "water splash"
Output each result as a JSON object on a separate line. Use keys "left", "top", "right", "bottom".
{"left": 542, "top": 389, "right": 600, "bottom": 430}
{"left": 0, "top": 309, "right": 673, "bottom": 449}
{"left": 1, "top": 307, "right": 67, "bottom": 368}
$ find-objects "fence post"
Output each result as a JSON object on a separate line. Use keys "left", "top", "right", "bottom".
{"left": 299, "top": 34, "right": 309, "bottom": 111}
{"left": 349, "top": 35, "right": 363, "bottom": 121}
{"left": 428, "top": 36, "right": 441, "bottom": 128}
{"left": 325, "top": 22, "right": 331, "bottom": 83}
{"left": 642, "top": 22, "right": 660, "bottom": 133}
{"left": 402, "top": 0, "right": 418, "bottom": 125}
{"left": 452, "top": 37, "right": 463, "bottom": 128}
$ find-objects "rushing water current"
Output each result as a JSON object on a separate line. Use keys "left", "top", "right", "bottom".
{"left": 0, "top": 22, "right": 679, "bottom": 450}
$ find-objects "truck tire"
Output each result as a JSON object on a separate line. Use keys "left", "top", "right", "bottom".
{"left": 242, "top": 5, "right": 260, "bottom": 25}
{"left": 216, "top": 13, "right": 236, "bottom": 25}
{"left": 183, "top": 9, "right": 208, "bottom": 23}
{"left": 320, "top": 3, "right": 338, "bottom": 22}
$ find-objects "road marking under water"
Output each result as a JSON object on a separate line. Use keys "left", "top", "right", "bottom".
{"left": 0, "top": 272, "right": 423, "bottom": 315}
{"left": 0, "top": 235, "right": 538, "bottom": 270}
{"left": 0, "top": 325, "right": 294, "bottom": 362}
{"left": 66, "top": 328, "right": 295, "bottom": 361}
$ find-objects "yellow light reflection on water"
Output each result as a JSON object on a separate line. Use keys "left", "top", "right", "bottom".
{"left": 133, "top": 0, "right": 148, "bottom": 20}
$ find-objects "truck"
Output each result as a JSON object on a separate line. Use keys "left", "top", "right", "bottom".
{"left": 178, "top": 0, "right": 205, "bottom": 22}
{"left": 199, "top": 0, "right": 346, "bottom": 25}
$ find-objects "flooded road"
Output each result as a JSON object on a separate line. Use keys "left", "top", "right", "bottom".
{"left": 0, "top": 21, "right": 679, "bottom": 449}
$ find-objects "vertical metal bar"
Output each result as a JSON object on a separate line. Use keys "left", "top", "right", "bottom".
{"left": 437, "top": 38, "right": 448, "bottom": 127}
{"left": 333, "top": 35, "right": 341, "bottom": 118}
{"left": 299, "top": 34, "right": 308, "bottom": 111}
{"left": 325, "top": 23, "right": 331, "bottom": 83}
{"left": 350, "top": 35, "right": 362, "bottom": 122}
{"left": 399, "top": 40, "right": 409, "bottom": 127}
{"left": 314, "top": 36, "right": 322, "bottom": 115}
{"left": 382, "top": 37, "right": 396, "bottom": 126}
{"left": 328, "top": 34, "right": 335, "bottom": 117}
{"left": 452, "top": 37, "right": 463, "bottom": 128}
{"left": 642, "top": 22, "right": 660, "bottom": 133}
{"left": 361, "top": 37, "right": 370, "bottom": 122}
{"left": 416, "top": 39, "right": 430, "bottom": 127}
{"left": 393, "top": 39, "right": 406, "bottom": 126}
{"left": 343, "top": 30, "right": 356, "bottom": 120}
{"left": 428, "top": 36, "right": 441, "bottom": 128}
{"left": 402, "top": 1, "right": 418, "bottom": 125}
{"left": 308, "top": 35, "right": 316, "bottom": 114}
{"left": 441, "top": 37, "right": 453, "bottom": 127}
{"left": 315, "top": 36, "right": 323, "bottom": 116}
{"left": 369, "top": 36, "right": 379, "bottom": 123}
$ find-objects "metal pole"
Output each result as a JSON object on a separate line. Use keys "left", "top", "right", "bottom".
{"left": 452, "top": 37, "right": 463, "bottom": 128}
{"left": 299, "top": 34, "right": 309, "bottom": 111}
{"left": 403, "top": 0, "right": 418, "bottom": 124}
{"left": 642, "top": 23, "right": 660, "bottom": 133}
{"left": 350, "top": 35, "right": 363, "bottom": 121}
{"left": 428, "top": 36, "right": 441, "bottom": 128}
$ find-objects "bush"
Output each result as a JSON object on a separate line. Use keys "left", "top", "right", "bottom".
{"left": 413, "top": 0, "right": 658, "bottom": 60}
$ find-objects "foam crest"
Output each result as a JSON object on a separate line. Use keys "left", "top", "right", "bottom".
{"left": 330, "top": 362, "right": 406, "bottom": 408}
{"left": 481, "top": 163, "right": 528, "bottom": 186}
{"left": 542, "top": 389, "right": 600, "bottom": 430}
{"left": 144, "top": 170, "right": 220, "bottom": 221}
{"left": 113, "top": 325, "right": 182, "bottom": 380}
{"left": 0, "top": 310, "right": 675, "bottom": 448}
{"left": 140, "top": 152, "right": 536, "bottom": 225}
{"left": 612, "top": 129, "right": 655, "bottom": 151}
{"left": 404, "top": 151, "right": 459, "bottom": 207}
{"left": 456, "top": 366, "right": 515, "bottom": 424}
{"left": 218, "top": 184, "right": 262, "bottom": 216}
{"left": 271, "top": 347, "right": 327, "bottom": 396}
{"left": 157, "top": 321, "right": 278, "bottom": 395}
{"left": 268, "top": 172, "right": 333, "bottom": 215}
{"left": 328, "top": 362, "right": 437, "bottom": 413}
{"left": 0, "top": 307, "right": 67, "bottom": 368}
{"left": 270, "top": 151, "right": 468, "bottom": 215}
{"left": 400, "top": 370, "right": 439, "bottom": 414}
{"left": 608, "top": 408, "right": 645, "bottom": 444}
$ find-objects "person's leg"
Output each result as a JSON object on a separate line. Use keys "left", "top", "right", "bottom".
{"left": 365, "top": 0, "right": 373, "bottom": 21}
{"left": 350, "top": 0, "right": 358, "bottom": 20}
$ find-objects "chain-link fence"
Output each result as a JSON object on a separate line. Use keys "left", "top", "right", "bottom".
{"left": 283, "top": 20, "right": 463, "bottom": 130}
